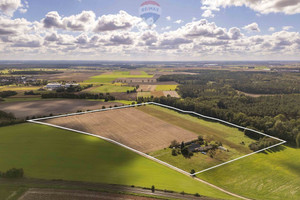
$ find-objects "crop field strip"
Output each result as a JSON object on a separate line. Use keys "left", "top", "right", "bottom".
{"left": 28, "top": 102, "right": 286, "bottom": 176}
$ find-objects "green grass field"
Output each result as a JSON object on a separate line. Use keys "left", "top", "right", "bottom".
{"left": 89, "top": 85, "right": 135, "bottom": 93}
{"left": 198, "top": 146, "right": 300, "bottom": 200}
{"left": 137, "top": 105, "right": 256, "bottom": 172}
{"left": 0, "top": 86, "right": 41, "bottom": 91}
{"left": 155, "top": 85, "right": 178, "bottom": 91}
{"left": 137, "top": 91, "right": 152, "bottom": 98}
{"left": 0, "top": 123, "right": 234, "bottom": 200}
{"left": 84, "top": 71, "right": 153, "bottom": 83}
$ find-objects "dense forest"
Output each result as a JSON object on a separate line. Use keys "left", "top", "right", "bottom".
{"left": 153, "top": 71, "right": 300, "bottom": 146}
{"left": 158, "top": 71, "right": 300, "bottom": 94}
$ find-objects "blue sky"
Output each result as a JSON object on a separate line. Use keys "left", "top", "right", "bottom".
{"left": 14, "top": 0, "right": 299, "bottom": 34}
{"left": 1, "top": 0, "right": 300, "bottom": 60}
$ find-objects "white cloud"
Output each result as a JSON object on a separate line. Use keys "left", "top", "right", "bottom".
{"left": 174, "top": 20, "right": 184, "bottom": 24}
{"left": 268, "top": 27, "right": 275, "bottom": 32}
{"left": 0, "top": 10, "right": 299, "bottom": 60}
{"left": 0, "top": 0, "right": 24, "bottom": 17}
{"left": 94, "top": 10, "right": 141, "bottom": 32}
{"left": 243, "top": 23, "right": 261, "bottom": 32}
{"left": 43, "top": 10, "right": 96, "bottom": 32}
{"left": 161, "top": 26, "right": 171, "bottom": 31}
{"left": 283, "top": 26, "right": 293, "bottom": 31}
{"left": 166, "top": 16, "right": 171, "bottom": 21}
{"left": 202, "top": 10, "right": 214, "bottom": 18}
{"left": 201, "top": 0, "right": 300, "bottom": 15}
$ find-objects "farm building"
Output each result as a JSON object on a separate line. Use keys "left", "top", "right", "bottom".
{"left": 45, "top": 83, "right": 62, "bottom": 90}
{"left": 188, "top": 144, "right": 214, "bottom": 152}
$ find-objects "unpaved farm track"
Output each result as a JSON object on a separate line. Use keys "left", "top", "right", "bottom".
{"left": 44, "top": 107, "right": 198, "bottom": 153}
{"left": 18, "top": 188, "right": 160, "bottom": 200}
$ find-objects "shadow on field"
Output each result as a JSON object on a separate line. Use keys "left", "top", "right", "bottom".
{"left": 262, "top": 145, "right": 286, "bottom": 154}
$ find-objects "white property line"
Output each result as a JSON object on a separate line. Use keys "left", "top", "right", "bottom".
{"left": 28, "top": 102, "right": 286, "bottom": 177}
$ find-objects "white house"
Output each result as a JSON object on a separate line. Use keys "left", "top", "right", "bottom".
{"left": 45, "top": 83, "right": 62, "bottom": 90}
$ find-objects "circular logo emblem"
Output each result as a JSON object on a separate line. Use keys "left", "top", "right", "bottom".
{"left": 139, "top": 1, "right": 161, "bottom": 26}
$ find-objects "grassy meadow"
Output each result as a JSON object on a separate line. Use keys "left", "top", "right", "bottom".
{"left": 0, "top": 123, "right": 235, "bottom": 200}
{"left": 198, "top": 146, "right": 300, "bottom": 200}
{"left": 89, "top": 85, "right": 135, "bottom": 93}
{"left": 84, "top": 71, "right": 153, "bottom": 83}
{"left": 137, "top": 105, "right": 256, "bottom": 171}
{"left": 155, "top": 85, "right": 178, "bottom": 91}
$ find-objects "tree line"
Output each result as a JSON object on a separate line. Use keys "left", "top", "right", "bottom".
{"left": 149, "top": 72, "right": 300, "bottom": 146}
{"left": 41, "top": 92, "right": 116, "bottom": 101}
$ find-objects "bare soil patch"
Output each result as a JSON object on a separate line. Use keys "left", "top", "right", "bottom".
{"left": 44, "top": 107, "right": 198, "bottom": 153}
{"left": 38, "top": 71, "right": 102, "bottom": 82}
{"left": 0, "top": 100, "right": 122, "bottom": 119}
{"left": 111, "top": 92, "right": 137, "bottom": 101}
{"left": 150, "top": 91, "right": 164, "bottom": 97}
{"left": 137, "top": 85, "right": 157, "bottom": 92}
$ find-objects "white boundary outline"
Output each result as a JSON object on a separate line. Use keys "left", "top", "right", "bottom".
{"left": 27, "top": 102, "right": 286, "bottom": 176}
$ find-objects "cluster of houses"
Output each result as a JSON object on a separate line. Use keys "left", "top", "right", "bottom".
{"left": 45, "top": 83, "right": 79, "bottom": 90}
{"left": 0, "top": 76, "right": 36, "bottom": 85}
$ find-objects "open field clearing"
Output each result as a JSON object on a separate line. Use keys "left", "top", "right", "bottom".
{"left": 0, "top": 99, "right": 122, "bottom": 118}
{"left": 0, "top": 86, "right": 41, "bottom": 92}
{"left": 138, "top": 91, "right": 152, "bottom": 98}
{"left": 137, "top": 85, "right": 157, "bottom": 92}
{"left": 136, "top": 105, "right": 256, "bottom": 171}
{"left": 163, "top": 91, "right": 180, "bottom": 98}
{"left": 198, "top": 146, "right": 300, "bottom": 200}
{"left": 36, "top": 71, "right": 102, "bottom": 82}
{"left": 44, "top": 107, "right": 198, "bottom": 153}
{"left": 89, "top": 85, "right": 135, "bottom": 93}
{"left": 155, "top": 85, "right": 178, "bottom": 91}
{"left": 0, "top": 124, "right": 234, "bottom": 200}
{"left": 84, "top": 71, "right": 153, "bottom": 83}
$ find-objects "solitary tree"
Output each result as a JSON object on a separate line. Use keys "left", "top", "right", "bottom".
{"left": 151, "top": 185, "right": 155, "bottom": 193}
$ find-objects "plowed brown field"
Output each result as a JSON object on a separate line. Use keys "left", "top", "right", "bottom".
{"left": 44, "top": 107, "right": 198, "bottom": 153}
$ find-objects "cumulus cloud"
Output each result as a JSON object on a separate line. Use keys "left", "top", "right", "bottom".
{"left": 202, "top": 10, "right": 214, "bottom": 18}
{"left": 201, "top": 0, "right": 300, "bottom": 16}
{"left": 174, "top": 20, "right": 184, "bottom": 24}
{"left": 283, "top": 26, "right": 293, "bottom": 31}
{"left": 94, "top": 10, "right": 140, "bottom": 32}
{"left": 0, "top": 16, "right": 31, "bottom": 35}
{"left": 243, "top": 23, "right": 261, "bottom": 32}
{"left": 269, "top": 27, "right": 276, "bottom": 32}
{"left": 43, "top": 10, "right": 96, "bottom": 32}
{"left": 1, "top": 9, "right": 299, "bottom": 60}
{"left": 166, "top": 16, "right": 171, "bottom": 21}
{"left": 0, "top": 0, "right": 28, "bottom": 17}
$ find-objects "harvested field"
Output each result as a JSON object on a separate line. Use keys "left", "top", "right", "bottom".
{"left": 127, "top": 81, "right": 178, "bottom": 86}
{"left": 18, "top": 188, "right": 159, "bottom": 200}
{"left": 111, "top": 92, "right": 137, "bottom": 101}
{"left": 0, "top": 100, "right": 122, "bottom": 119}
{"left": 163, "top": 91, "right": 180, "bottom": 98}
{"left": 38, "top": 71, "right": 102, "bottom": 82}
{"left": 137, "top": 85, "right": 157, "bottom": 92}
{"left": 44, "top": 107, "right": 198, "bottom": 153}
{"left": 151, "top": 91, "right": 164, "bottom": 97}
